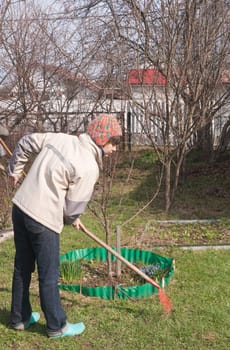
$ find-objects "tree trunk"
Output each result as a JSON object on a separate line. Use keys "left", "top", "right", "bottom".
{"left": 105, "top": 217, "right": 113, "bottom": 278}
{"left": 164, "top": 158, "right": 171, "bottom": 213}
{"left": 171, "top": 146, "right": 187, "bottom": 201}
{"left": 196, "top": 121, "right": 213, "bottom": 159}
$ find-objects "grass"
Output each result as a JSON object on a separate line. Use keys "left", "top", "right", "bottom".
{"left": 0, "top": 148, "right": 230, "bottom": 349}
{"left": 85, "top": 147, "right": 230, "bottom": 247}
{"left": 60, "top": 260, "right": 83, "bottom": 284}
{"left": 0, "top": 234, "right": 229, "bottom": 349}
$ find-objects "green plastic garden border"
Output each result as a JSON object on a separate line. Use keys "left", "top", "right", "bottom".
{"left": 59, "top": 247, "right": 174, "bottom": 300}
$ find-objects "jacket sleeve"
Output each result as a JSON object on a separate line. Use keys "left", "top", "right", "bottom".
{"left": 63, "top": 183, "right": 94, "bottom": 224}
{"left": 7, "top": 133, "right": 49, "bottom": 176}
{"left": 63, "top": 171, "right": 99, "bottom": 225}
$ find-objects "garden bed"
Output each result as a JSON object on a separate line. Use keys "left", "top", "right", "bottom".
{"left": 59, "top": 247, "right": 174, "bottom": 300}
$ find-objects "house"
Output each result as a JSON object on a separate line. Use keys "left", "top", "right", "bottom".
{"left": 0, "top": 64, "right": 229, "bottom": 149}
{"left": 126, "top": 67, "right": 230, "bottom": 148}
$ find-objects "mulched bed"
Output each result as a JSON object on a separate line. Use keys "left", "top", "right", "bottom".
{"left": 60, "top": 260, "right": 160, "bottom": 288}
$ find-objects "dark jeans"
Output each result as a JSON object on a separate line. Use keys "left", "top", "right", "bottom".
{"left": 11, "top": 205, "right": 67, "bottom": 332}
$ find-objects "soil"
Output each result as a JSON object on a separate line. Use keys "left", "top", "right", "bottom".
{"left": 60, "top": 260, "right": 162, "bottom": 289}
{"left": 131, "top": 227, "right": 230, "bottom": 247}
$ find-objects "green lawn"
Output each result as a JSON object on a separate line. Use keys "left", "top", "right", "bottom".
{"left": 0, "top": 148, "right": 229, "bottom": 349}
{"left": 0, "top": 229, "right": 229, "bottom": 350}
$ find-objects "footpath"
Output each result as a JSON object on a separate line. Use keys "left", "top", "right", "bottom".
{"left": 1, "top": 227, "right": 230, "bottom": 250}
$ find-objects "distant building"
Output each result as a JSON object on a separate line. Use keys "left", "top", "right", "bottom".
{"left": 0, "top": 65, "right": 229, "bottom": 148}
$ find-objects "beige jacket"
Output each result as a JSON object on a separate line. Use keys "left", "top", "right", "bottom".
{"left": 8, "top": 132, "right": 102, "bottom": 233}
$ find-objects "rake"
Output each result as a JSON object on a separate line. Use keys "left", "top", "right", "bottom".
{"left": 78, "top": 222, "right": 172, "bottom": 314}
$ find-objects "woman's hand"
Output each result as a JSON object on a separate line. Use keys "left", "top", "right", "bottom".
{"left": 72, "top": 218, "right": 87, "bottom": 232}
{"left": 72, "top": 218, "right": 82, "bottom": 230}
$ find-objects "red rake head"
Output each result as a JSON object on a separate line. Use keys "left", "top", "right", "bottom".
{"left": 158, "top": 288, "right": 172, "bottom": 314}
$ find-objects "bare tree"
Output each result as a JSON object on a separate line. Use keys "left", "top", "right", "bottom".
{"left": 1, "top": 2, "right": 55, "bottom": 132}
{"left": 100, "top": 0, "right": 230, "bottom": 212}
{"left": 0, "top": 0, "right": 100, "bottom": 134}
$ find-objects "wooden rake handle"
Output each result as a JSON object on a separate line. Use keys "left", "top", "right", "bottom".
{"left": 78, "top": 222, "right": 172, "bottom": 313}
{"left": 0, "top": 137, "right": 27, "bottom": 177}
{"left": 0, "top": 137, "right": 13, "bottom": 157}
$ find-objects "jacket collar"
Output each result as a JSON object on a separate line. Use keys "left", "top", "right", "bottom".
{"left": 78, "top": 133, "right": 103, "bottom": 170}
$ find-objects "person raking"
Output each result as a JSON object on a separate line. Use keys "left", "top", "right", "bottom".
{"left": 7, "top": 115, "right": 122, "bottom": 338}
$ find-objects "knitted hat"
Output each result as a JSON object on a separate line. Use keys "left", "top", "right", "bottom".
{"left": 87, "top": 115, "right": 122, "bottom": 146}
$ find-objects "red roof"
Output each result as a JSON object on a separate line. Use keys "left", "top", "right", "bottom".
{"left": 128, "top": 68, "right": 166, "bottom": 85}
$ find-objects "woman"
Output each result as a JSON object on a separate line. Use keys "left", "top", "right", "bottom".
{"left": 8, "top": 115, "right": 122, "bottom": 338}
